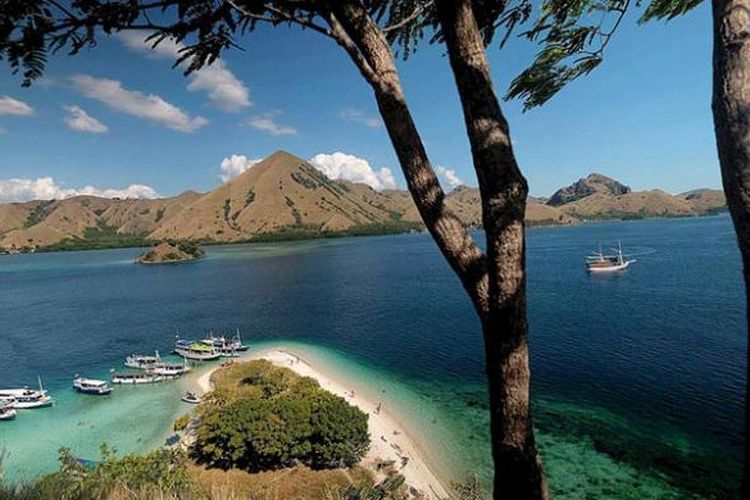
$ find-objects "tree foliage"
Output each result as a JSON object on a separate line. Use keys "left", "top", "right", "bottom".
{"left": 193, "top": 360, "right": 370, "bottom": 472}
{"left": 506, "top": 0, "right": 705, "bottom": 110}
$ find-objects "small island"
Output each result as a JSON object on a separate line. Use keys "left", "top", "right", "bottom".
{"left": 136, "top": 240, "right": 205, "bottom": 264}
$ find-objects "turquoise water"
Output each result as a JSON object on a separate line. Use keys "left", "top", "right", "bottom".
{"left": 0, "top": 215, "right": 744, "bottom": 497}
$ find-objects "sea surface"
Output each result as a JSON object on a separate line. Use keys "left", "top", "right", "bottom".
{"left": 0, "top": 214, "right": 744, "bottom": 498}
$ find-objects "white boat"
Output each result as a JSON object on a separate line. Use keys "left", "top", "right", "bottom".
{"left": 200, "top": 330, "right": 248, "bottom": 357}
{"left": 125, "top": 351, "right": 161, "bottom": 369}
{"left": 181, "top": 391, "right": 201, "bottom": 404}
{"left": 148, "top": 359, "right": 192, "bottom": 378}
{"left": 73, "top": 376, "right": 113, "bottom": 395}
{"left": 0, "top": 377, "right": 54, "bottom": 409}
{"left": 0, "top": 403, "right": 16, "bottom": 421}
{"left": 112, "top": 372, "right": 165, "bottom": 384}
{"left": 586, "top": 242, "right": 635, "bottom": 273}
{"left": 174, "top": 339, "right": 221, "bottom": 361}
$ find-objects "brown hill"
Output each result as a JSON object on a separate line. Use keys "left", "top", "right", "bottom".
{"left": 150, "top": 151, "right": 400, "bottom": 242}
{"left": 0, "top": 192, "right": 202, "bottom": 251}
{"left": 678, "top": 189, "right": 727, "bottom": 214}
{"left": 0, "top": 153, "right": 727, "bottom": 251}
{"left": 548, "top": 173, "right": 631, "bottom": 206}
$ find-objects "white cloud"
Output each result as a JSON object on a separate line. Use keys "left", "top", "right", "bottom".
{"left": 219, "top": 155, "right": 262, "bottom": 183}
{"left": 340, "top": 108, "right": 382, "bottom": 128}
{"left": 247, "top": 112, "right": 297, "bottom": 136}
{"left": 63, "top": 105, "right": 108, "bottom": 133}
{"left": 70, "top": 74, "right": 208, "bottom": 133}
{"left": 0, "top": 177, "right": 159, "bottom": 203}
{"left": 436, "top": 166, "right": 465, "bottom": 190}
{"left": 0, "top": 96, "right": 33, "bottom": 116}
{"left": 118, "top": 32, "right": 250, "bottom": 112}
{"left": 309, "top": 152, "right": 397, "bottom": 191}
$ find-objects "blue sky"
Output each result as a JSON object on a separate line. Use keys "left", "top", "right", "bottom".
{"left": 0, "top": 3, "right": 715, "bottom": 200}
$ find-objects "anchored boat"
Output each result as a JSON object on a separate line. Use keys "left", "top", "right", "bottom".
{"left": 112, "top": 372, "right": 165, "bottom": 384}
{"left": 174, "top": 339, "right": 221, "bottom": 361}
{"left": 181, "top": 391, "right": 201, "bottom": 404}
{"left": 73, "top": 376, "right": 113, "bottom": 395}
{"left": 0, "top": 402, "right": 16, "bottom": 421}
{"left": 200, "top": 330, "right": 247, "bottom": 357}
{"left": 586, "top": 242, "right": 635, "bottom": 273}
{"left": 125, "top": 352, "right": 161, "bottom": 370}
{"left": 149, "top": 361, "right": 192, "bottom": 378}
{"left": 0, "top": 377, "right": 54, "bottom": 409}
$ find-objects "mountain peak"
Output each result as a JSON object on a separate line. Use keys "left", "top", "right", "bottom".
{"left": 547, "top": 173, "right": 630, "bottom": 206}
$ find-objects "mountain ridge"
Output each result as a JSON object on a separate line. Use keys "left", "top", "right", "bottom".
{"left": 0, "top": 152, "right": 727, "bottom": 252}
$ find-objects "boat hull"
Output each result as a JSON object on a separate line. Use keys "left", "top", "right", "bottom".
{"left": 587, "top": 261, "right": 631, "bottom": 273}
{"left": 174, "top": 348, "right": 221, "bottom": 361}
{"left": 0, "top": 409, "right": 16, "bottom": 421}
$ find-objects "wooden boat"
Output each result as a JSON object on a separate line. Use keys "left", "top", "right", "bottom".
{"left": 73, "top": 376, "right": 113, "bottom": 395}
{"left": 112, "top": 372, "right": 165, "bottom": 384}
{"left": 174, "top": 339, "right": 221, "bottom": 361}
{"left": 125, "top": 352, "right": 161, "bottom": 369}
{"left": 148, "top": 360, "right": 192, "bottom": 378}
{"left": 0, "top": 377, "right": 53, "bottom": 408}
{"left": 586, "top": 242, "right": 635, "bottom": 273}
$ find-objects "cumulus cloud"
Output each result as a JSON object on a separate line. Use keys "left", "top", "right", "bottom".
{"left": 339, "top": 108, "right": 382, "bottom": 128}
{"left": 0, "top": 177, "right": 159, "bottom": 203}
{"left": 436, "top": 166, "right": 465, "bottom": 190}
{"left": 219, "top": 155, "right": 262, "bottom": 183}
{"left": 63, "top": 105, "right": 108, "bottom": 133}
{"left": 70, "top": 74, "right": 208, "bottom": 133}
{"left": 309, "top": 152, "right": 397, "bottom": 191}
{"left": 247, "top": 112, "right": 297, "bottom": 136}
{"left": 118, "top": 32, "right": 251, "bottom": 112}
{"left": 0, "top": 96, "right": 33, "bottom": 116}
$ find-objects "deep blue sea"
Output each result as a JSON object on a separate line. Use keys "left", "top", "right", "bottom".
{"left": 0, "top": 214, "right": 744, "bottom": 498}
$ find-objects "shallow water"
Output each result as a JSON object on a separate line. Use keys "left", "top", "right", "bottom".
{"left": 0, "top": 215, "right": 744, "bottom": 497}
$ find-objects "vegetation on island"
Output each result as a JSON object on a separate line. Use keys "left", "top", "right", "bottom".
{"left": 193, "top": 360, "right": 369, "bottom": 472}
{"left": 0, "top": 361, "right": 435, "bottom": 500}
{"left": 136, "top": 240, "right": 205, "bottom": 264}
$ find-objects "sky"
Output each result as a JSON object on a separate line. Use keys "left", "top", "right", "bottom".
{"left": 0, "top": 3, "right": 717, "bottom": 201}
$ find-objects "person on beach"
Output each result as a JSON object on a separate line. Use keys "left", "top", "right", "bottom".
{"left": 376, "top": 402, "right": 382, "bottom": 415}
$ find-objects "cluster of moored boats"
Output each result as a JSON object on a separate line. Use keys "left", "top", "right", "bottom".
{"left": 1, "top": 331, "right": 247, "bottom": 419}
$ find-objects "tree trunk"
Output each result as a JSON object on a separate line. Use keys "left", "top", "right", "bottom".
{"left": 437, "top": 1, "right": 547, "bottom": 498}
{"left": 711, "top": 0, "right": 750, "bottom": 497}
{"left": 324, "top": 1, "right": 490, "bottom": 316}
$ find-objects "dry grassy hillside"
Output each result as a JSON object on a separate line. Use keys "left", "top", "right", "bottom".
{"left": 0, "top": 153, "right": 727, "bottom": 252}
{"left": 0, "top": 192, "right": 203, "bottom": 251}
{"left": 150, "top": 151, "right": 403, "bottom": 242}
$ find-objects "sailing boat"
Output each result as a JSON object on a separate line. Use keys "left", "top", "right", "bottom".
{"left": 586, "top": 242, "right": 635, "bottom": 273}
{"left": 0, "top": 376, "right": 54, "bottom": 409}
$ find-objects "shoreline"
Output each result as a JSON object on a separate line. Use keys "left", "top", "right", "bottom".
{"left": 1, "top": 211, "right": 729, "bottom": 256}
{"left": 192, "top": 348, "right": 449, "bottom": 498}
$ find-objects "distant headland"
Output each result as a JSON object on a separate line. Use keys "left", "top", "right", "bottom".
{"left": 0, "top": 151, "right": 727, "bottom": 254}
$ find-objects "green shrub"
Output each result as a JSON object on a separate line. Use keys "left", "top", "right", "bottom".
{"left": 193, "top": 361, "right": 369, "bottom": 473}
{"left": 174, "top": 414, "right": 190, "bottom": 432}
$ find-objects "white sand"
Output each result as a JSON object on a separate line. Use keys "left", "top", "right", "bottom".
{"left": 193, "top": 349, "right": 448, "bottom": 498}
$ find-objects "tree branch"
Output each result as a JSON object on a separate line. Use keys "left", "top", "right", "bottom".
{"left": 381, "top": 1, "right": 434, "bottom": 33}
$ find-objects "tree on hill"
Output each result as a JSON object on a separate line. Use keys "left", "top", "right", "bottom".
{"left": 1, "top": 1, "right": 549, "bottom": 497}
{"left": 506, "top": 0, "right": 750, "bottom": 495}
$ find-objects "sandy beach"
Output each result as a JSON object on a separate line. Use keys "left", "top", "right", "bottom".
{"left": 193, "top": 349, "right": 449, "bottom": 498}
